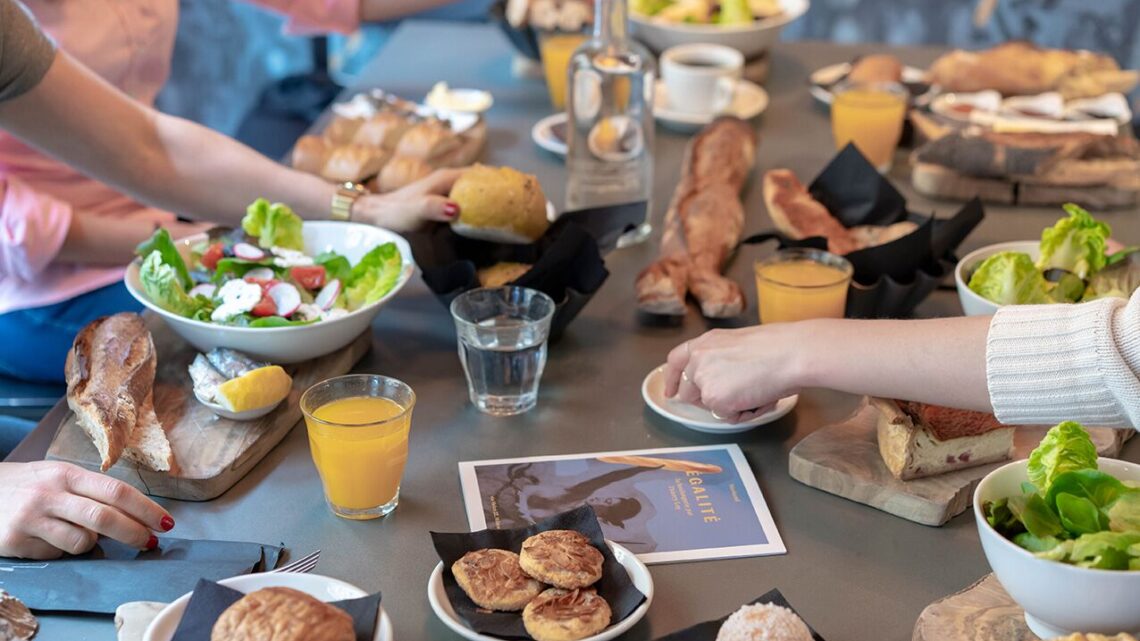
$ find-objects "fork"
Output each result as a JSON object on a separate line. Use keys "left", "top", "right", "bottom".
{"left": 269, "top": 550, "right": 321, "bottom": 574}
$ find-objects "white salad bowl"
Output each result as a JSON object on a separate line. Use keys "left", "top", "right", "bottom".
{"left": 125, "top": 221, "right": 415, "bottom": 363}
{"left": 630, "top": 0, "right": 808, "bottom": 60}
{"left": 973, "top": 457, "right": 1140, "bottom": 638}
{"left": 955, "top": 240, "right": 1039, "bottom": 316}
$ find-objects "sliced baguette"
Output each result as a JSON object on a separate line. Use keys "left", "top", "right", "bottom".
{"left": 122, "top": 392, "right": 177, "bottom": 474}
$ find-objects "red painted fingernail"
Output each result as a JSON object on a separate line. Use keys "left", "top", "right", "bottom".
{"left": 160, "top": 516, "right": 175, "bottom": 531}
{"left": 146, "top": 535, "right": 158, "bottom": 550}
{"left": 443, "top": 202, "right": 460, "bottom": 218}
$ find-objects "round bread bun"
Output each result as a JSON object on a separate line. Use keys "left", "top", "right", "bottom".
{"left": 451, "top": 548, "right": 544, "bottom": 611}
{"left": 450, "top": 164, "right": 550, "bottom": 244}
{"left": 210, "top": 587, "right": 355, "bottom": 641}
{"left": 847, "top": 54, "right": 904, "bottom": 85}
{"left": 716, "top": 603, "right": 813, "bottom": 641}
{"left": 519, "top": 530, "right": 604, "bottom": 589}
{"left": 476, "top": 262, "right": 533, "bottom": 287}
{"left": 522, "top": 588, "right": 611, "bottom": 641}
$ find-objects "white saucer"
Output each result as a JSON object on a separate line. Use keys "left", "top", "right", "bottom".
{"left": 193, "top": 388, "right": 282, "bottom": 421}
{"left": 532, "top": 112, "right": 569, "bottom": 157}
{"left": 428, "top": 540, "right": 652, "bottom": 641}
{"left": 653, "top": 79, "right": 768, "bottom": 132}
{"left": 144, "top": 573, "right": 393, "bottom": 641}
{"left": 641, "top": 364, "right": 797, "bottom": 434}
{"left": 809, "top": 61, "right": 928, "bottom": 105}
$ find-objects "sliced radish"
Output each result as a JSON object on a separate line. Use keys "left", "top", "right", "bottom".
{"left": 188, "top": 283, "right": 216, "bottom": 299}
{"left": 267, "top": 282, "right": 302, "bottom": 318}
{"left": 314, "top": 279, "right": 342, "bottom": 311}
{"left": 233, "top": 242, "right": 267, "bottom": 261}
{"left": 244, "top": 267, "right": 276, "bottom": 281}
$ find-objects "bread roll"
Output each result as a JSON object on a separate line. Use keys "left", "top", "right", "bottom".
{"left": 211, "top": 587, "right": 354, "bottom": 641}
{"left": 450, "top": 164, "right": 550, "bottom": 243}
{"left": 395, "top": 119, "right": 462, "bottom": 161}
{"left": 848, "top": 54, "right": 904, "bottom": 84}
{"left": 378, "top": 156, "right": 434, "bottom": 192}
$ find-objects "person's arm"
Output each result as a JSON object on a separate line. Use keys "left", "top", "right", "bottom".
{"left": 357, "top": 0, "right": 465, "bottom": 22}
{"left": 246, "top": 0, "right": 464, "bottom": 35}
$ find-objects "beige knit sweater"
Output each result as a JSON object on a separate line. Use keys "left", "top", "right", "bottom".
{"left": 987, "top": 289, "right": 1140, "bottom": 429}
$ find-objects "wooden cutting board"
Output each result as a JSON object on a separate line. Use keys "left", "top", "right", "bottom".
{"left": 788, "top": 399, "right": 1132, "bottom": 526}
{"left": 46, "top": 315, "right": 371, "bottom": 501}
{"left": 911, "top": 162, "right": 1140, "bottom": 209}
{"left": 912, "top": 574, "right": 1037, "bottom": 641}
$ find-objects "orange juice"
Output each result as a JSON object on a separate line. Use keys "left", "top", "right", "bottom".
{"left": 540, "top": 32, "right": 588, "bottom": 109}
{"left": 755, "top": 256, "right": 852, "bottom": 324}
{"left": 305, "top": 396, "right": 411, "bottom": 516}
{"left": 831, "top": 84, "right": 908, "bottom": 171}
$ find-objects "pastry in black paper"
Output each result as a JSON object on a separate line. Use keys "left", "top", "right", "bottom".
{"left": 654, "top": 589, "right": 827, "bottom": 641}
{"left": 430, "top": 505, "right": 646, "bottom": 640}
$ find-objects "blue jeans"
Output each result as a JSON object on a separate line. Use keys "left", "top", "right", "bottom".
{"left": 0, "top": 282, "right": 142, "bottom": 383}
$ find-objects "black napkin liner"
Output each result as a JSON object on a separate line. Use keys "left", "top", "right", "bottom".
{"left": 0, "top": 537, "right": 282, "bottom": 614}
{"left": 430, "top": 505, "right": 646, "bottom": 640}
{"left": 170, "top": 578, "right": 381, "bottom": 641}
{"left": 412, "top": 216, "right": 615, "bottom": 341}
{"left": 743, "top": 145, "right": 984, "bottom": 318}
{"left": 654, "top": 589, "right": 826, "bottom": 641}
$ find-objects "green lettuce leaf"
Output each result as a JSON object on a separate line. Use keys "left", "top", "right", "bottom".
{"left": 1036, "top": 203, "right": 1111, "bottom": 279}
{"left": 211, "top": 257, "right": 275, "bottom": 284}
{"left": 1107, "top": 491, "right": 1140, "bottom": 533}
{"left": 718, "top": 0, "right": 752, "bottom": 23}
{"left": 314, "top": 251, "right": 352, "bottom": 284}
{"left": 1027, "top": 421, "right": 1099, "bottom": 491}
{"left": 1067, "top": 531, "right": 1140, "bottom": 570}
{"left": 968, "top": 251, "right": 1052, "bottom": 305}
{"left": 1008, "top": 493, "right": 1066, "bottom": 539}
{"left": 344, "top": 243, "right": 403, "bottom": 310}
{"left": 247, "top": 316, "right": 318, "bottom": 328}
{"left": 1055, "top": 493, "right": 1107, "bottom": 535}
{"left": 139, "top": 252, "right": 212, "bottom": 319}
{"left": 1013, "top": 532, "right": 1064, "bottom": 553}
{"left": 1045, "top": 469, "right": 1127, "bottom": 516}
{"left": 241, "top": 198, "right": 304, "bottom": 250}
{"left": 136, "top": 229, "right": 192, "bottom": 290}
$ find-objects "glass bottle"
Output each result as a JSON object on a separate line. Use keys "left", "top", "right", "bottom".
{"left": 564, "top": 0, "right": 655, "bottom": 247}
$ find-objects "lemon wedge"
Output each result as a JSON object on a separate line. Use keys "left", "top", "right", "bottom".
{"left": 215, "top": 365, "right": 292, "bottom": 413}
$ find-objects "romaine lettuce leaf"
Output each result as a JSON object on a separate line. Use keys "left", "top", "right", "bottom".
{"left": 1027, "top": 421, "right": 1099, "bottom": 491}
{"left": 1036, "top": 203, "right": 1111, "bottom": 279}
{"left": 968, "top": 251, "right": 1052, "bottom": 305}
{"left": 242, "top": 198, "right": 304, "bottom": 250}
{"left": 314, "top": 251, "right": 352, "bottom": 284}
{"left": 344, "top": 243, "right": 403, "bottom": 310}
{"left": 139, "top": 251, "right": 212, "bottom": 319}
{"left": 136, "top": 229, "right": 192, "bottom": 290}
{"left": 718, "top": 0, "right": 753, "bottom": 23}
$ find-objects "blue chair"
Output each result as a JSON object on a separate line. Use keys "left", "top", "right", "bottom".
{"left": 0, "top": 375, "right": 64, "bottom": 457}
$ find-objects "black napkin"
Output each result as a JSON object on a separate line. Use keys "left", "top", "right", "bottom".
{"left": 170, "top": 578, "right": 381, "bottom": 641}
{"left": 412, "top": 218, "right": 611, "bottom": 341}
{"left": 430, "top": 505, "right": 646, "bottom": 640}
{"left": 743, "top": 145, "right": 985, "bottom": 318}
{"left": 0, "top": 537, "right": 281, "bottom": 614}
{"left": 654, "top": 589, "right": 827, "bottom": 641}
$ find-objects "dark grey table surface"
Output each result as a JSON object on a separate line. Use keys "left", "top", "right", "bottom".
{"left": 14, "top": 21, "right": 1140, "bottom": 641}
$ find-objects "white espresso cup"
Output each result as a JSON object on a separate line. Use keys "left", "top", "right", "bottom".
{"left": 660, "top": 43, "right": 744, "bottom": 115}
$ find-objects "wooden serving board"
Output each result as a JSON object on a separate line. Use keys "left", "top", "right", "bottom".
{"left": 911, "top": 162, "right": 1140, "bottom": 209}
{"left": 788, "top": 399, "right": 1132, "bottom": 526}
{"left": 46, "top": 315, "right": 371, "bottom": 501}
{"left": 912, "top": 574, "right": 1037, "bottom": 641}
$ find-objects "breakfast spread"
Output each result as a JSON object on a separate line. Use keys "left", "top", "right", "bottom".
{"left": 636, "top": 116, "right": 757, "bottom": 318}
{"left": 189, "top": 348, "right": 292, "bottom": 415}
{"left": 522, "top": 588, "right": 612, "bottom": 641}
{"left": 982, "top": 422, "right": 1140, "bottom": 570}
{"left": 65, "top": 313, "right": 176, "bottom": 473}
{"left": 519, "top": 530, "right": 605, "bottom": 589}
{"left": 449, "top": 164, "right": 551, "bottom": 243}
{"left": 210, "top": 587, "right": 355, "bottom": 641}
{"left": 452, "top": 549, "right": 544, "bottom": 611}
{"left": 716, "top": 602, "right": 813, "bottom": 641}
{"left": 872, "top": 398, "right": 1014, "bottom": 481}
{"left": 631, "top": 0, "right": 784, "bottom": 24}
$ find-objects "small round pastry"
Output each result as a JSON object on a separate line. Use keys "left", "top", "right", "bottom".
{"left": 451, "top": 548, "right": 544, "bottom": 611}
{"left": 522, "top": 588, "right": 612, "bottom": 641}
{"left": 716, "top": 603, "right": 813, "bottom": 641}
{"left": 519, "top": 530, "right": 604, "bottom": 589}
{"left": 210, "top": 587, "right": 354, "bottom": 641}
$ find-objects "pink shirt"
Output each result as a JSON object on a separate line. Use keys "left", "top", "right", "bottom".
{"left": 0, "top": 0, "right": 359, "bottom": 314}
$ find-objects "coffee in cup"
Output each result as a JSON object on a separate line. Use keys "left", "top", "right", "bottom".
{"left": 660, "top": 44, "right": 744, "bottom": 115}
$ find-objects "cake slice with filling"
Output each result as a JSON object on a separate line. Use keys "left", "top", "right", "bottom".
{"left": 872, "top": 398, "right": 1015, "bottom": 480}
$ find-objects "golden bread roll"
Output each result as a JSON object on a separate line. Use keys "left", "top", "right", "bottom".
{"left": 352, "top": 112, "right": 413, "bottom": 150}
{"left": 396, "top": 119, "right": 463, "bottom": 161}
{"left": 378, "top": 156, "right": 434, "bottom": 192}
{"left": 450, "top": 164, "right": 550, "bottom": 243}
{"left": 848, "top": 54, "right": 904, "bottom": 84}
{"left": 210, "top": 587, "right": 354, "bottom": 641}
{"left": 477, "top": 262, "right": 533, "bottom": 287}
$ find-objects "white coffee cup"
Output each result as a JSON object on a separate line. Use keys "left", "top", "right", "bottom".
{"left": 660, "top": 44, "right": 744, "bottom": 115}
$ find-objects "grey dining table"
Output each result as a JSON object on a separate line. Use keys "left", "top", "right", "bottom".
{"left": 10, "top": 20, "right": 1140, "bottom": 641}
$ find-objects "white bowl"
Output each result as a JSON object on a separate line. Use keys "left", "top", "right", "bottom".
{"left": 973, "top": 457, "right": 1140, "bottom": 638}
{"left": 143, "top": 572, "right": 393, "bottom": 641}
{"left": 427, "top": 541, "right": 653, "bottom": 641}
{"left": 630, "top": 0, "right": 808, "bottom": 60}
{"left": 954, "top": 240, "right": 1039, "bottom": 316}
{"left": 126, "top": 222, "right": 415, "bottom": 363}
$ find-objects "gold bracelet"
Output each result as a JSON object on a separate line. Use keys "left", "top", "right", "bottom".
{"left": 330, "top": 182, "right": 368, "bottom": 221}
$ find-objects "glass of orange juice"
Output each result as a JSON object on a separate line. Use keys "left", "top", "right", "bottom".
{"left": 830, "top": 81, "right": 908, "bottom": 172}
{"left": 539, "top": 30, "right": 588, "bottom": 110}
{"left": 300, "top": 375, "right": 415, "bottom": 520}
{"left": 755, "top": 248, "right": 854, "bottom": 324}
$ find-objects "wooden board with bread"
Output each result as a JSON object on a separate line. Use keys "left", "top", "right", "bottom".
{"left": 788, "top": 398, "right": 1132, "bottom": 526}
{"left": 47, "top": 313, "right": 371, "bottom": 501}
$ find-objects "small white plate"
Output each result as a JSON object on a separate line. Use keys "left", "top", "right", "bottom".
{"left": 427, "top": 541, "right": 653, "bottom": 641}
{"left": 532, "top": 112, "right": 569, "bottom": 157}
{"left": 193, "top": 388, "right": 282, "bottom": 421}
{"left": 653, "top": 79, "right": 769, "bottom": 132}
{"left": 641, "top": 365, "right": 797, "bottom": 434}
{"left": 809, "top": 61, "right": 928, "bottom": 105}
{"left": 144, "top": 573, "right": 393, "bottom": 641}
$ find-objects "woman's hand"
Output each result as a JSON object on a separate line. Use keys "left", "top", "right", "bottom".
{"left": 351, "top": 168, "right": 464, "bottom": 232}
{"left": 663, "top": 324, "right": 809, "bottom": 423}
{"left": 0, "top": 461, "right": 173, "bottom": 559}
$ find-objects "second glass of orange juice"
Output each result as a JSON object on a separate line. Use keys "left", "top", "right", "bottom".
{"left": 830, "top": 81, "right": 908, "bottom": 172}
{"left": 539, "top": 31, "right": 588, "bottom": 110}
{"left": 301, "top": 375, "right": 415, "bottom": 520}
{"left": 755, "top": 249, "right": 854, "bottom": 324}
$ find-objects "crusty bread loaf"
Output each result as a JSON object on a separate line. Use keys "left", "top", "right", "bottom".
{"left": 122, "top": 393, "right": 177, "bottom": 474}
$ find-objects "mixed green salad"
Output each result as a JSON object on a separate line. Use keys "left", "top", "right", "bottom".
{"left": 135, "top": 199, "right": 404, "bottom": 327}
{"left": 968, "top": 204, "right": 1140, "bottom": 305}
{"left": 983, "top": 422, "right": 1140, "bottom": 570}
{"left": 631, "top": 0, "right": 782, "bottom": 24}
